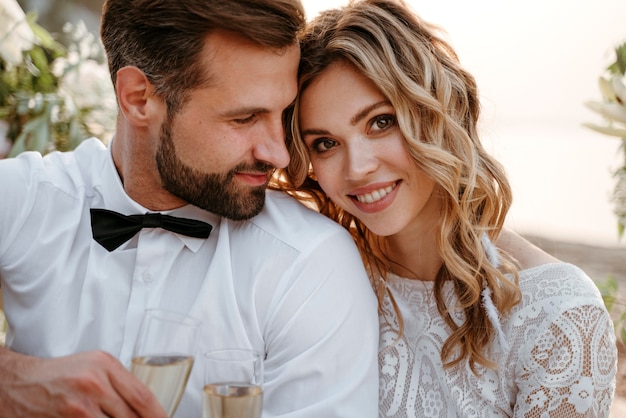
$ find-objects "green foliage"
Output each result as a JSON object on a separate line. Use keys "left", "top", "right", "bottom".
{"left": 588, "top": 43, "right": 626, "bottom": 345}
{"left": 584, "top": 41, "right": 626, "bottom": 240}
{"left": 0, "top": 18, "right": 64, "bottom": 155}
{"left": 1, "top": 9, "right": 115, "bottom": 158}
{"left": 608, "top": 43, "right": 626, "bottom": 76}
{"left": 597, "top": 275, "right": 626, "bottom": 345}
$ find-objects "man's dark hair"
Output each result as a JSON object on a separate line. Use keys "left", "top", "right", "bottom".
{"left": 101, "top": 0, "right": 305, "bottom": 113}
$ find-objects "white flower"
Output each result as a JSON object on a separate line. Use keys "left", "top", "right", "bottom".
{"left": 57, "top": 59, "right": 117, "bottom": 141}
{"left": 58, "top": 59, "right": 115, "bottom": 111}
{"left": 0, "top": 0, "right": 35, "bottom": 66}
{"left": 584, "top": 74, "right": 626, "bottom": 137}
{"left": 64, "top": 21, "right": 102, "bottom": 62}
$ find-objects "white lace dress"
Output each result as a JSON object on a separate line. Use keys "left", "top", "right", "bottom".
{"left": 379, "top": 263, "right": 617, "bottom": 417}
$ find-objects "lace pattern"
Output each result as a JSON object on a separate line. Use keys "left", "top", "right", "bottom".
{"left": 379, "top": 263, "right": 617, "bottom": 417}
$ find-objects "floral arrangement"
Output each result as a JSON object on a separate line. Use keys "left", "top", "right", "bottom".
{"left": 0, "top": 0, "right": 116, "bottom": 159}
{"left": 585, "top": 42, "right": 626, "bottom": 345}
{"left": 584, "top": 42, "right": 626, "bottom": 240}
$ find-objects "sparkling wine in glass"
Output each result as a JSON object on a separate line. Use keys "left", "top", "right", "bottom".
{"left": 131, "top": 308, "right": 201, "bottom": 417}
{"left": 202, "top": 349, "right": 264, "bottom": 418}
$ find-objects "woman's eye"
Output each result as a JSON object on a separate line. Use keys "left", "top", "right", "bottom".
{"left": 370, "top": 114, "right": 396, "bottom": 132}
{"left": 311, "top": 138, "right": 337, "bottom": 153}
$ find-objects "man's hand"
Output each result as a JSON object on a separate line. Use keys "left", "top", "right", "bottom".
{"left": 0, "top": 348, "right": 168, "bottom": 418}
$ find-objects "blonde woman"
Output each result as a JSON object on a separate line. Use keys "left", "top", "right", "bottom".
{"left": 275, "top": 0, "right": 617, "bottom": 415}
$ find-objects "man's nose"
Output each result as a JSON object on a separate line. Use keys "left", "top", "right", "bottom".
{"left": 253, "top": 118, "right": 290, "bottom": 169}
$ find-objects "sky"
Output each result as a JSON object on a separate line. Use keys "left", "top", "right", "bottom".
{"left": 302, "top": 0, "right": 626, "bottom": 247}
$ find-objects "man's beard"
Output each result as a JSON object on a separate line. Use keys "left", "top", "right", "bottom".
{"left": 155, "top": 118, "right": 273, "bottom": 220}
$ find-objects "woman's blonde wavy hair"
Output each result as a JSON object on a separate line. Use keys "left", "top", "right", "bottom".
{"left": 272, "top": 0, "right": 521, "bottom": 371}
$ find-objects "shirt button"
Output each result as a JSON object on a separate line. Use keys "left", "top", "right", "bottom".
{"left": 143, "top": 271, "right": 154, "bottom": 284}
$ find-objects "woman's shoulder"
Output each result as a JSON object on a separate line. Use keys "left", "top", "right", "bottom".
{"left": 513, "top": 262, "right": 605, "bottom": 322}
{"left": 518, "top": 262, "right": 594, "bottom": 287}
{"left": 496, "top": 228, "right": 560, "bottom": 270}
{"left": 496, "top": 230, "right": 602, "bottom": 300}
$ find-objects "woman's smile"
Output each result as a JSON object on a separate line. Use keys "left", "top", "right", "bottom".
{"left": 352, "top": 181, "right": 398, "bottom": 204}
{"left": 348, "top": 180, "right": 401, "bottom": 214}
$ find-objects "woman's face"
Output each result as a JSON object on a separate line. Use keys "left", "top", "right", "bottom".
{"left": 298, "top": 61, "right": 441, "bottom": 237}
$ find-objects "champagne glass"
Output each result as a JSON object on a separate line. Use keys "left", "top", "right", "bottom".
{"left": 131, "top": 308, "right": 201, "bottom": 417}
{"left": 202, "top": 349, "right": 264, "bottom": 418}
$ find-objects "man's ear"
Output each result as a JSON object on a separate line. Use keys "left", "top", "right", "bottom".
{"left": 116, "top": 66, "right": 158, "bottom": 127}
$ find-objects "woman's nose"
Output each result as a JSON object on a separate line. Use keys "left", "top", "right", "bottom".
{"left": 345, "top": 139, "right": 378, "bottom": 179}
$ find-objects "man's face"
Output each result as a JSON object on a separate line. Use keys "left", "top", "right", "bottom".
{"left": 156, "top": 30, "right": 300, "bottom": 220}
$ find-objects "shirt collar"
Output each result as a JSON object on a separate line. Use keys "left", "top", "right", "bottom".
{"left": 98, "top": 139, "right": 220, "bottom": 253}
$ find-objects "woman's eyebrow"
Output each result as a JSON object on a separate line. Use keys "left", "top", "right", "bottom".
{"left": 350, "top": 100, "right": 391, "bottom": 126}
{"left": 301, "top": 128, "right": 331, "bottom": 137}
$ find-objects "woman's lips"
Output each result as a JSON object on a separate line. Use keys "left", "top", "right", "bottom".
{"left": 354, "top": 183, "right": 396, "bottom": 203}
{"left": 349, "top": 181, "right": 400, "bottom": 213}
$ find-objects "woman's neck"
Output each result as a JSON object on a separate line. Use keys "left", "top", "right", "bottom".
{"left": 382, "top": 222, "right": 442, "bottom": 281}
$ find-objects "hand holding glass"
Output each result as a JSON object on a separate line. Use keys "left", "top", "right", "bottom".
{"left": 131, "top": 309, "right": 201, "bottom": 417}
{"left": 203, "top": 349, "right": 264, "bottom": 418}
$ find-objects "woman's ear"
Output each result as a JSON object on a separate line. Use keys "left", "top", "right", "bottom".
{"left": 115, "top": 66, "right": 157, "bottom": 127}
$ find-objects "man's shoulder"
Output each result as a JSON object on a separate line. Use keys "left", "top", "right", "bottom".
{"left": 262, "top": 189, "right": 344, "bottom": 230}
{"left": 0, "top": 138, "right": 106, "bottom": 189}
{"left": 246, "top": 190, "right": 351, "bottom": 250}
{"left": 57, "top": 137, "right": 108, "bottom": 168}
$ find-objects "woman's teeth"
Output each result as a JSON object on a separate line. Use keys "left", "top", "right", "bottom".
{"left": 355, "top": 184, "right": 395, "bottom": 203}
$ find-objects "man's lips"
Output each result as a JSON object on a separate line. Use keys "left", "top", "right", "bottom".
{"left": 235, "top": 172, "right": 270, "bottom": 186}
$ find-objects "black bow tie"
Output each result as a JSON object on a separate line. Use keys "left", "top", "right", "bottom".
{"left": 90, "top": 208, "right": 212, "bottom": 251}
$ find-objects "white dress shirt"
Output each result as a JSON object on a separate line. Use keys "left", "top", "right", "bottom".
{"left": 0, "top": 138, "right": 379, "bottom": 417}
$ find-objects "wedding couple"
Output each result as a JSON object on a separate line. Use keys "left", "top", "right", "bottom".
{"left": 0, "top": 0, "right": 615, "bottom": 416}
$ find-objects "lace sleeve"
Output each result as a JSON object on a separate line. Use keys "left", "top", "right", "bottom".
{"left": 513, "top": 302, "right": 617, "bottom": 417}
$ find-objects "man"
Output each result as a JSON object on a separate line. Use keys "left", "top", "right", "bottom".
{"left": 0, "top": 1, "right": 379, "bottom": 416}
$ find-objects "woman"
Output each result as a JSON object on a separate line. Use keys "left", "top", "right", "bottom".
{"left": 274, "top": 0, "right": 617, "bottom": 416}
